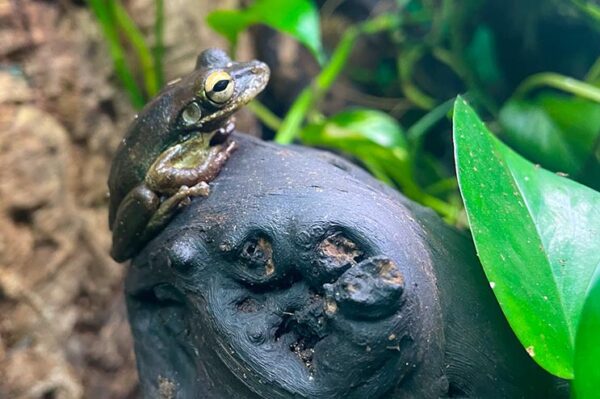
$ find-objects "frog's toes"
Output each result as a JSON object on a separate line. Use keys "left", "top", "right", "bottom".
{"left": 173, "top": 182, "right": 211, "bottom": 208}
{"left": 178, "top": 196, "right": 192, "bottom": 208}
{"left": 224, "top": 139, "right": 238, "bottom": 156}
{"left": 187, "top": 181, "right": 211, "bottom": 197}
{"left": 323, "top": 256, "right": 404, "bottom": 321}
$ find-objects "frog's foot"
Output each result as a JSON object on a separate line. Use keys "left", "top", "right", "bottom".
{"left": 222, "top": 139, "right": 237, "bottom": 157}
{"left": 175, "top": 181, "right": 211, "bottom": 208}
{"left": 145, "top": 182, "right": 210, "bottom": 236}
{"left": 159, "top": 182, "right": 210, "bottom": 214}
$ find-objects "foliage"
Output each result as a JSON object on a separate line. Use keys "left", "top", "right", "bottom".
{"left": 454, "top": 97, "right": 600, "bottom": 378}
{"left": 499, "top": 93, "right": 600, "bottom": 187}
{"left": 207, "top": 1, "right": 466, "bottom": 222}
{"left": 300, "top": 108, "right": 458, "bottom": 218}
{"left": 273, "top": 14, "right": 401, "bottom": 145}
{"left": 86, "top": 0, "right": 164, "bottom": 108}
{"left": 88, "top": 0, "right": 600, "bottom": 393}
{"left": 206, "top": 0, "right": 325, "bottom": 64}
{"left": 574, "top": 267, "right": 600, "bottom": 398}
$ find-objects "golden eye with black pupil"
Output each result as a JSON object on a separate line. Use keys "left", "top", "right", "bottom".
{"left": 204, "top": 71, "right": 234, "bottom": 104}
{"left": 182, "top": 102, "right": 202, "bottom": 125}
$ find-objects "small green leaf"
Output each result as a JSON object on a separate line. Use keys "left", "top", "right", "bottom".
{"left": 499, "top": 93, "right": 600, "bottom": 188}
{"left": 573, "top": 267, "right": 600, "bottom": 398}
{"left": 206, "top": 10, "right": 250, "bottom": 46}
{"left": 300, "top": 109, "right": 409, "bottom": 184}
{"left": 465, "top": 25, "right": 503, "bottom": 86}
{"left": 302, "top": 108, "right": 408, "bottom": 149}
{"left": 207, "top": 0, "right": 324, "bottom": 64}
{"left": 454, "top": 97, "right": 600, "bottom": 378}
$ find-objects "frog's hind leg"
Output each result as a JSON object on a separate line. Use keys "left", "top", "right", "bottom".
{"left": 111, "top": 183, "right": 209, "bottom": 262}
{"left": 110, "top": 185, "right": 160, "bottom": 262}
{"left": 142, "top": 182, "right": 211, "bottom": 242}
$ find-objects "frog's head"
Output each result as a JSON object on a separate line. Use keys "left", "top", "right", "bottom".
{"left": 163, "top": 48, "right": 270, "bottom": 136}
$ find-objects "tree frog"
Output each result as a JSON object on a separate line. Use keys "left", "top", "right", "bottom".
{"left": 108, "top": 48, "right": 270, "bottom": 262}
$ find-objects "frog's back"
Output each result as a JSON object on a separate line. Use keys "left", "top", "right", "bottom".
{"left": 108, "top": 91, "right": 181, "bottom": 226}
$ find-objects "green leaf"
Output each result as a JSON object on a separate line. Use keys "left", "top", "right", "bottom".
{"left": 465, "top": 25, "right": 502, "bottom": 86}
{"left": 574, "top": 267, "right": 600, "bottom": 398}
{"left": 499, "top": 93, "right": 600, "bottom": 188}
{"left": 453, "top": 97, "right": 600, "bottom": 378}
{"left": 302, "top": 108, "right": 408, "bottom": 149}
{"left": 301, "top": 108, "right": 462, "bottom": 222}
{"left": 86, "top": 0, "right": 145, "bottom": 108}
{"left": 206, "top": 10, "right": 250, "bottom": 45}
{"left": 207, "top": 0, "right": 324, "bottom": 64}
{"left": 300, "top": 109, "right": 410, "bottom": 188}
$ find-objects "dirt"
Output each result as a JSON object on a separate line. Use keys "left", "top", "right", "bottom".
{"left": 0, "top": 1, "right": 247, "bottom": 397}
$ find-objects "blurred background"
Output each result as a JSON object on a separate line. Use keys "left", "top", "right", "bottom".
{"left": 0, "top": 0, "right": 598, "bottom": 397}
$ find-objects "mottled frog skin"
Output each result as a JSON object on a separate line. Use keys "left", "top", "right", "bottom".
{"left": 108, "top": 49, "right": 270, "bottom": 262}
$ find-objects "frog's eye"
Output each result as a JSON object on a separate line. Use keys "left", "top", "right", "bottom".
{"left": 182, "top": 102, "right": 202, "bottom": 125}
{"left": 204, "top": 71, "right": 234, "bottom": 104}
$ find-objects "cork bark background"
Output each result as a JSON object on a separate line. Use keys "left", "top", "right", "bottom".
{"left": 0, "top": 1, "right": 251, "bottom": 397}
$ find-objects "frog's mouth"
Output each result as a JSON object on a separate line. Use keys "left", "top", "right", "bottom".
{"left": 200, "top": 60, "right": 270, "bottom": 128}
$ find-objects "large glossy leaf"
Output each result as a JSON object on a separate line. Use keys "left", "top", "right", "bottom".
{"left": 573, "top": 267, "right": 600, "bottom": 398}
{"left": 453, "top": 97, "right": 600, "bottom": 378}
{"left": 499, "top": 93, "right": 600, "bottom": 189}
{"left": 207, "top": 0, "right": 324, "bottom": 64}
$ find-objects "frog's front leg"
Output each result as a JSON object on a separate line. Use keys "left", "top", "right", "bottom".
{"left": 147, "top": 140, "right": 237, "bottom": 189}
{"left": 110, "top": 185, "right": 160, "bottom": 262}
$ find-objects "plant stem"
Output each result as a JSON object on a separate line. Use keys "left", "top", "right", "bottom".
{"left": 586, "top": 57, "right": 600, "bottom": 85}
{"left": 406, "top": 97, "right": 453, "bottom": 143}
{"left": 111, "top": 0, "right": 160, "bottom": 97}
{"left": 572, "top": 0, "right": 600, "bottom": 25}
{"left": 397, "top": 45, "right": 436, "bottom": 110}
{"left": 275, "top": 14, "right": 400, "bottom": 144}
{"left": 380, "top": 153, "right": 459, "bottom": 221}
{"left": 275, "top": 88, "right": 314, "bottom": 144}
{"left": 419, "top": 193, "right": 459, "bottom": 221}
{"left": 153, "top": 0, "right": 165, "bottom": 88}
{"left": 86, "top": 0, "right": 145, "bottom": 108}
{"left": 247, "top": 100, "right": 282, "bottom": 131}
{"left": 514, "top": 72, "right": 600, "bottom": 103}
{"left": 424, "top": 177, "right": 458, "bottom": 196}
{"left": 360, "top": 156, "right": 395, "bottom": 186}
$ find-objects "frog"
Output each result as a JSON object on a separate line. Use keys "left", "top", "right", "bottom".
{"left": 108, "top": 48, "right": 270, "bottom": 262}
